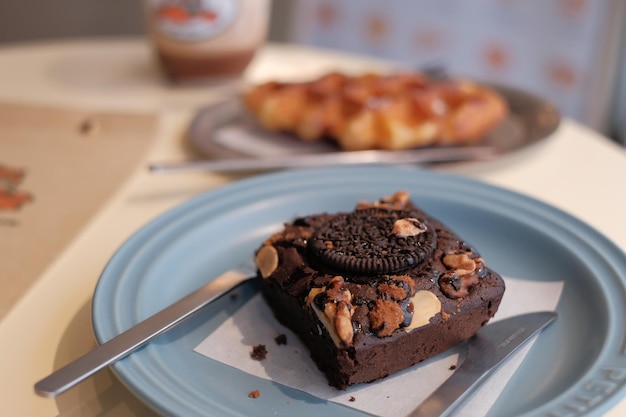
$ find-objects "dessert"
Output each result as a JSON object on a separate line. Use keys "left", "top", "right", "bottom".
{"left": 243, "top": 72, "right": 508, "bottom": 151}
{"left": 254, "top": 191, "right": 505, "bottom": 389}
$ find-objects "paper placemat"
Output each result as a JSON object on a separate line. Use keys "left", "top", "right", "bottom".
{"left": 0, "top": 101, "right": 157, "bottom": 319}
{"left": 196, "top": 277, "right": 563, "bottom": 416}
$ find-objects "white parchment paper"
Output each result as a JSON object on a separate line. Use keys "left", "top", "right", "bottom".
{"left": 195, "top": 277, "right": 563, "bottom": 416}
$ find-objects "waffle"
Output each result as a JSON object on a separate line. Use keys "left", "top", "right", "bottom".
{"left": 243, "top": 72, "right": 508, "bottom": 151}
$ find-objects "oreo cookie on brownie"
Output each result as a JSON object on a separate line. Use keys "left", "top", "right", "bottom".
{"left": 254, "top": 191, "right": 505, "bottom": 389}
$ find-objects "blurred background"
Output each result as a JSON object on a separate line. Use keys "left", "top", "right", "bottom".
{"left": 1, "top": 0, "right": 625, "bottom": 145}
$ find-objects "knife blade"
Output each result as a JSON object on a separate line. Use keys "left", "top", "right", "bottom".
{"left": 34, "top": 265, "right": 257, "bottom": 398}
{"left": 410, "top": 311, "right": 557, "bottom": 417}
{"left": 148, "top": 146, "right": 497, "bottom": 174}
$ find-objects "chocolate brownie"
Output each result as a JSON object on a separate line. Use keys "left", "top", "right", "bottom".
{"left": 254, "top": 191, "right": 505, "bottom": 389}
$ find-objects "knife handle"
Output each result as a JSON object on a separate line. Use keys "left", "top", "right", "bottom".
{"left": 409, "top": 361, "right": 488, "bottom": 417}
{"left": 34, "top": 268, "right": 254, "bottom": 398}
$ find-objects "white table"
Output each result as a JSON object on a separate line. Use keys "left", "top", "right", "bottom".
{"left": 0, "top": 38, "right": 625, "bottom": 417}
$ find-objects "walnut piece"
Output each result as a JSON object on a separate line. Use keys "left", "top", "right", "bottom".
{"left": 306, "top": 276, "right": 355, "bottom": 346}
{"left": 442, "top": 251, "right": 477, "bottom": 275}
{"left": 334, "top": 301, "right": 355, "bottom": 345}
{"left": 439, "top": 250, "right": 485, "bottom": 298}
{"left": 390, "top": 218, "right": 427, "bottom": 238}
{"left": 356, "top": 190, "right": 411, "bottom": 210}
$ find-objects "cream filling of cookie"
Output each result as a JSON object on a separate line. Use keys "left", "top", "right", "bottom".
{"left": 404, "top": 290, "right": 442, "bottom": 332}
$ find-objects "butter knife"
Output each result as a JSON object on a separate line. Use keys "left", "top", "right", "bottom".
{"left": 34, "top": 266, "right": 256, "bottom": 398}
{"left": 148, "top": 146, "right": 497, "bottom": 174}
{"left": 410, "top": 311, "right": 558, "bottom": 417}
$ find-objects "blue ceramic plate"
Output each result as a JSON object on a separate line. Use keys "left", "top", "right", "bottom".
{"left": 92, "top": 166, "right": 626, "bottom": 417}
